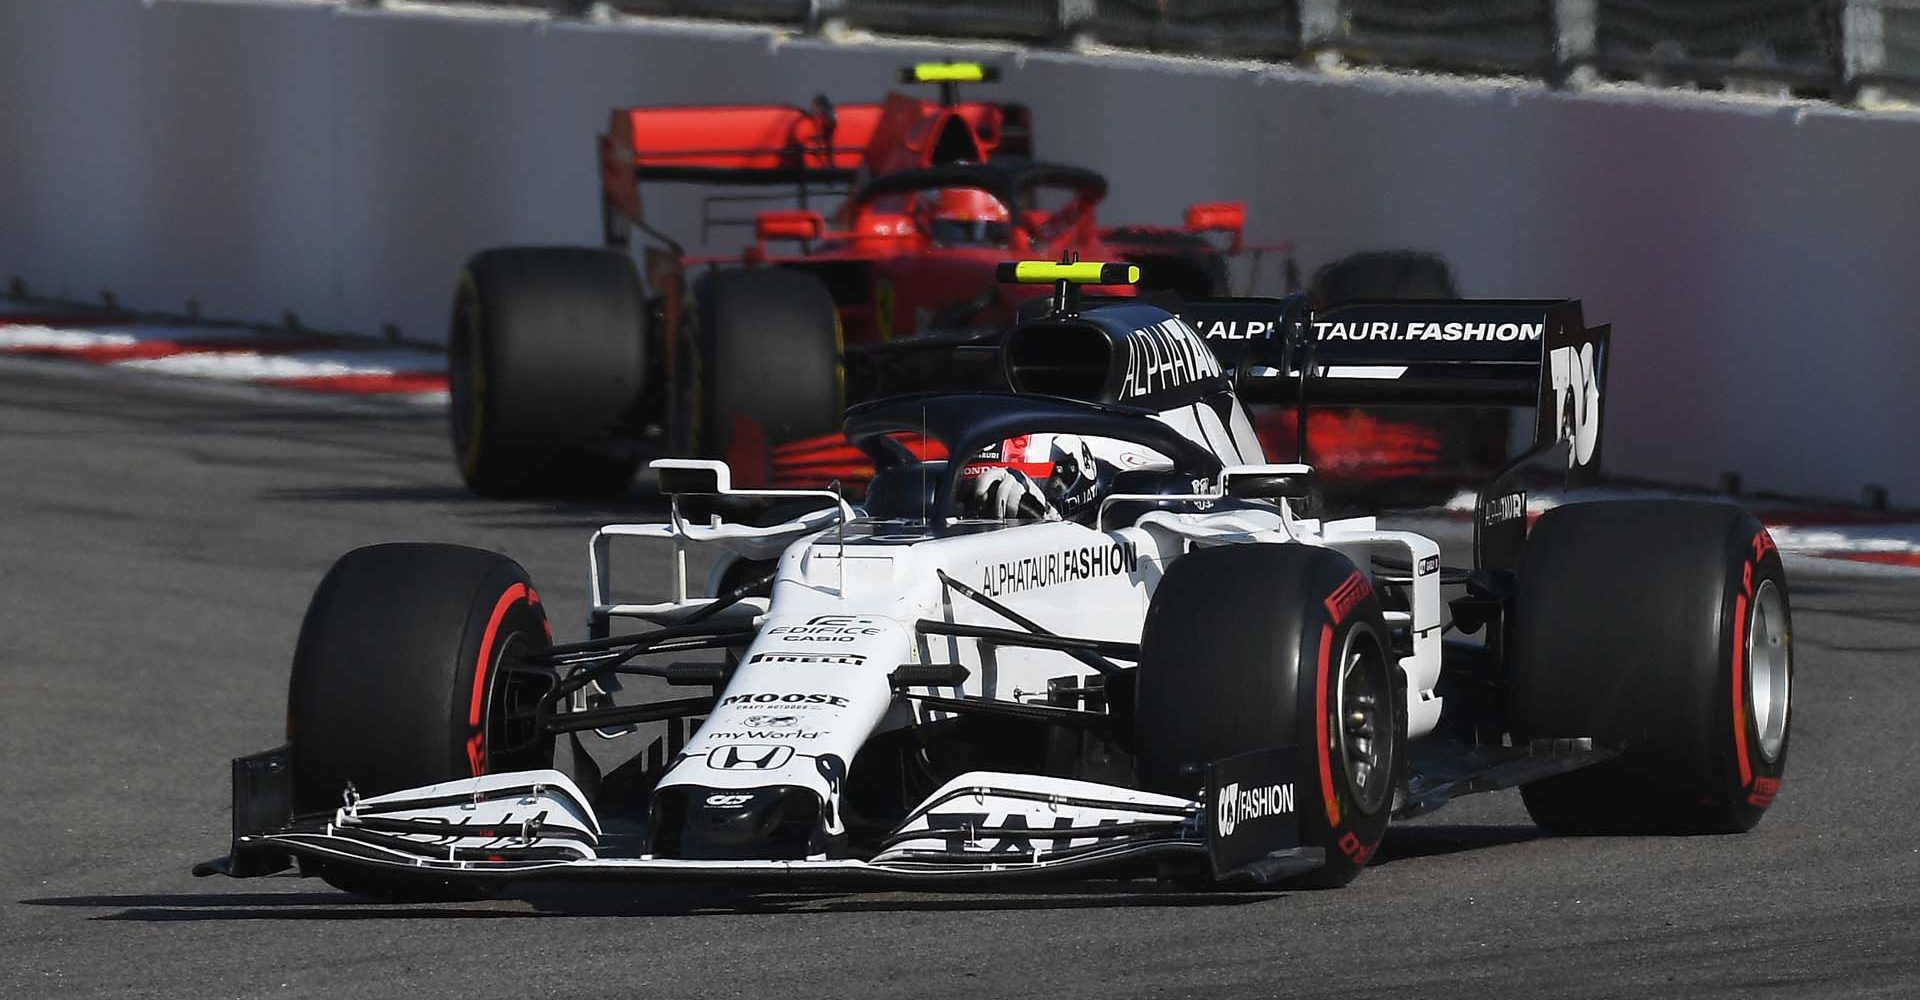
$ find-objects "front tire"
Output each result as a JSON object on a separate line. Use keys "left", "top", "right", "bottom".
{"left": 1510, "top": 500, "right": 1792, "bottom": 834}
{"left": 288, "top": 543, "right": 556, "bottom": 898}
{"left": 1136, "top": 544, "right": 1400, "bottom": 888}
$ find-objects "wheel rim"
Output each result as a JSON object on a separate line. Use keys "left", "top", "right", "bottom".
{"left": 1748, "top": 578, "right": 1791, "bottom": 764}
{"left": 484, "top": 630, "right": 553, "bottom": 775}
{"left": 1334, "top": 630, "right": 1392, "bottom": 814}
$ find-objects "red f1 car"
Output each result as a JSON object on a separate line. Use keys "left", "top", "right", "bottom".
{"left": 448, "top": 63, "right": 1493, "bottom": 501}
{"left": 449, "top": 63, "right": 1277, "bottom": 497}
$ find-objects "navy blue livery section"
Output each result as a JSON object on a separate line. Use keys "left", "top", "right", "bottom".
{"left": 1001, "top": 299, "right": 1233, "bottom": 412}
{"left": 997, "top": 291, "right": 1606, "bottom": 484}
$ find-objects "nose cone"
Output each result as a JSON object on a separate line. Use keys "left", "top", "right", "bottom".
{"left": 654, "top": 785, "right": 824, "bottom": 860}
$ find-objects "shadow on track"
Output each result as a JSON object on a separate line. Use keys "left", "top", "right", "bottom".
{"left": 21, "top": 891, "right": 531, "bottom": 922}
{"left": 24, "top": 824, "right": 1546, "bottom": 922}
{"left": 1370, "top": 823, "right": 1542, "bottom": 865}
{"left": 263, "top": 483, "right": 492, "bottom": 504}
{"left": 23, "top": 881, "right": 1283, "bottom": 922}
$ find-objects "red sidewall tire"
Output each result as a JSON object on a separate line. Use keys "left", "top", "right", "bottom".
{"left": 1137, "top": 544, "right": 1400, "bottom": 888}
{"left": 288, "top": 543, "right": 554, "bottom": 816}
{"left": 1513, "top": 501, "right": 1791, "bottom": 834}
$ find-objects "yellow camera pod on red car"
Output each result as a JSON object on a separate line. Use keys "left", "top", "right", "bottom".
{"left": 901, "top": 62, "right": 998, "bottom": 84}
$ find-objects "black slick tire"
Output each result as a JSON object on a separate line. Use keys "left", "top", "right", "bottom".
{"left": 1104, "top": 229, "right": 1232, "bottom": 298}
{"left": 1136, "top": 544, "right": 1399, "bottom": 888}
{"left": 1306, "top": 249, "right": 1457, "bottom": 307}
{"left": 1511, "top": 500, "right": 1792, "bottom": 835}
{"left": 1306, "top": 249, "right": 1504, "bottom": 504}
{"left": 694, "top": 268, "right": 842, "bottom": 480}
{"left": 451, "top": 246, "right": 645, "bottom": 498}
{"left": 287, "top": 543, "right": 555, "bottom": 898}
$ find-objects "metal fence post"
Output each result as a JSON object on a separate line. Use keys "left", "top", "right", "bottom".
{"left": 812, "top": 0, "right": 846, "bottom": 38}
{"left": 1844, "top": 0, "right": 1888, "bottom": 106}
{"left": 1554, "top": 0, "right": 1597, "bottom": 87}
{"left": 1058, "top": 0, "right": 1093, "bottom": 48}
{"left": 1299, "top": 0, "right": 1343, "bottom": 69}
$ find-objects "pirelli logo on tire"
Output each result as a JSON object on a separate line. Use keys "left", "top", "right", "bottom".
{"left": 1323, "top": 570, "right": 1372, "bottom": 624}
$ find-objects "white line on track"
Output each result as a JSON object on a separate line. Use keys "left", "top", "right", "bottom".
{"left": 0, "top": 310, "right": 449, "bottom": 398}
{"left": 119, "top": 346, "right": 446, "bottom": 380}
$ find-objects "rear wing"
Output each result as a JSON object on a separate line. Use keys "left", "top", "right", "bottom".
{"left": 1182, "top": 296, "right": 1609, "bottom": 488}
{"left": 599, "top": 92, "right": 1033, "bottom": 246}
{"left": 602, "top": 103, "right": 881, "bottom": 186}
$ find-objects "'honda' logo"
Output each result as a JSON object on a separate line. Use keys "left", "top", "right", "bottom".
{"left": 707, "top": 744, "right": 794, "bottom": 770}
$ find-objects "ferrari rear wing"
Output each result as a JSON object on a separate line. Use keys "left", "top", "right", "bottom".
{"left": 599, "top": 89, "right": 1033, "bottom": 246}
{"left": 1183, "top": 296, "right": 1609, "bottom": 487}
{"left": 602, "top": 103, "right": 881, "bottom": 186}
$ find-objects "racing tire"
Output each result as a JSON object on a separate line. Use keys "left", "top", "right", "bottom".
{"left": 695, "top": 268, "right": 842, "bottom": 483}
{"left": 1304, "top": 249, "right": 1504, "bottom": 507}
{"left": 1105, "top": 229, "right": 1232, "bottom": 298}
{"left": 1136, "top": 544, "right": 1400, "bottom": 888}
{"left": 288, "top": 543, "right": 556, "bottom": 899}
{"left": 1305, "top": 249, "right": 1457, "bottom": 307}
{"left": 1510, "top": 500, "right": 1791, "bottom": 835}
{"left": 451, "top": 246, "right": 646, "bottom": 499}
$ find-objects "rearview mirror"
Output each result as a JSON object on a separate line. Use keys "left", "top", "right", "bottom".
{"left": 1184, "top": 201, "right": 1246, "bottom": 252}
{"left": 1221, "top": 463, "right": 1315, "bottom": 501}
{"left": 652, "top": 459, "right": 731, "bottom": 496}
{"left": 755, "top": 209, "right": 827, "bottom": 245}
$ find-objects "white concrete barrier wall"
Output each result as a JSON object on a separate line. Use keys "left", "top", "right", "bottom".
{"left": 3, "top": 0, "right": 1916, "bottom": 502}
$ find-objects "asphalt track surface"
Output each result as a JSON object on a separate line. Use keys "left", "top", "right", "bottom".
{"left": 3, "top": 356, "right": 1918, "bottom": 999}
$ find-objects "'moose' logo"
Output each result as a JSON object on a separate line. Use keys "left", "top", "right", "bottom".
{"left": 1216, "top": 781, "right": 1295, "bottom": 837}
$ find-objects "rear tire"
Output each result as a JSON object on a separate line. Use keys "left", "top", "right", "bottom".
{"left": 288, "top": 543, "right": 556, "bottom": 898}
{"left": 1305, "top": 250, "right": 1502, "bottom": 506}
{"left": 1511, "top": 500, "right": 1792, "bottom": 835}
{"left": 1306, "top": 249, "right": 1457, "bottom": 307}
{"left": 695, "top": 268, "right": 842, "bottom": 485}
{"left": 1105, "top": 229, "right": 1232, "bottom": 298}
{"left": 1136, "top": 544, "right": 1399, "bottom": 888}
{"left": 451, "top": 247, "right": 645, "bottom": 498}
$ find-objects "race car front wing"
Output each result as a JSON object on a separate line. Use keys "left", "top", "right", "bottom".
{"left": 194, "top": 747, "right": 1325, "bottom": 888}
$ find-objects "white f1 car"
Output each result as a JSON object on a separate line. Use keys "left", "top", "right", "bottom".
{"left": 198, "top": 261, "right": 1792, "bottom": 897}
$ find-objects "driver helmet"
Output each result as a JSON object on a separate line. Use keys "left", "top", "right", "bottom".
{"left": 920, "top": 187, "right": 1011, "bottom": 247}
{"left": 958, "top": 434, "right": 1115, "bottom": 522}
